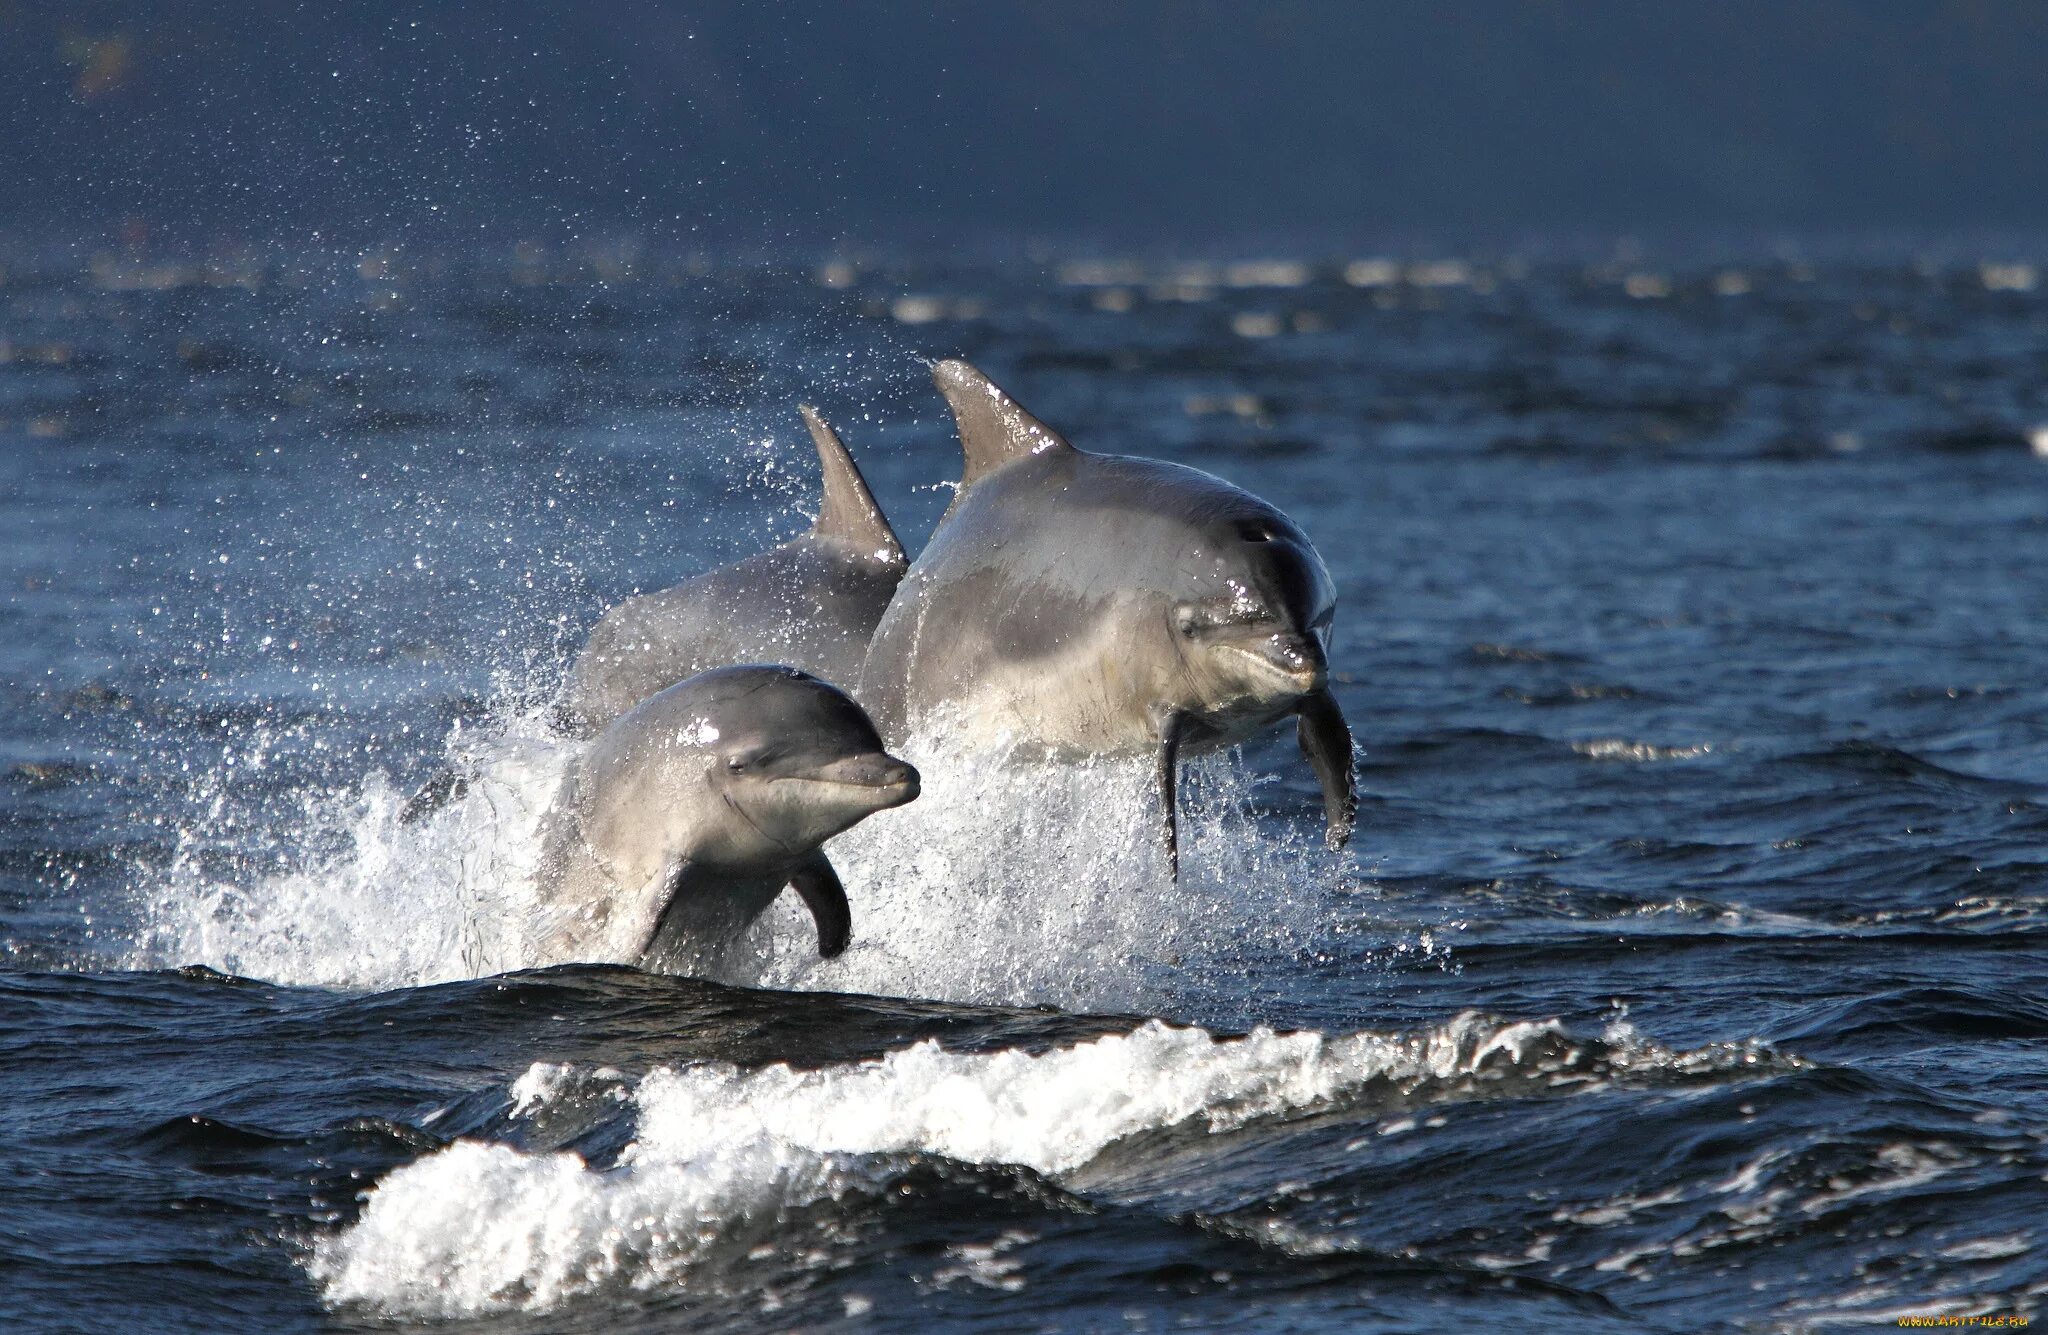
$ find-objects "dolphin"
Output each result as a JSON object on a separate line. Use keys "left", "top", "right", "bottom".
{"left": 858, "top": 360, "right": 1354, "bottom": 873}
{"left": 559, "top": 406, "right": 907, "bottom": 732}
{"left": 534, "top": 665, "right": 919, "bottom": 977}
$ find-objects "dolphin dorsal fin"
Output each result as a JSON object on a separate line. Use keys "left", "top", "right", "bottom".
{"left": 932, "top": 359, "right": 1075, "bottom": 486}
{"left": 801, "top": 405, "right": 906, "bottom": 567}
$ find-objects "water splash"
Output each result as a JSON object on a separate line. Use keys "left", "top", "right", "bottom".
{"left": 137, "top": 707, "right": 576, "bottom": 988}
{"left": 137, "top": 709, "right": 1356, "bottom": 1012}
{"left": 744, "top": 730, "right": 1349, "bottom": 1013}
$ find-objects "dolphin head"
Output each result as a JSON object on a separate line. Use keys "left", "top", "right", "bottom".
{"left": 1144, "top": 488, "right": 1354, "bottom": 864}
{"left": 1161, "top": 502, "right": 1336, "bottom": 733}
{"left": 695, "top": 667, "right": 920, "bottom": 865}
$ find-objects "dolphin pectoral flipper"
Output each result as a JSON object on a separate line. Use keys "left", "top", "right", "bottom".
{"left": 1156, "top": 710, "right": 1186, "bottom": 880}
{"left": 788, "top": 852, "right": 852, "bottom": 958}
{"left": 1297, "top": 687, "right": 1356, "bottom": 849}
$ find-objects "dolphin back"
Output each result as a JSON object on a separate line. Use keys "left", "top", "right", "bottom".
{"left": 566, "top": 541, "right": 900, "bottom": 729}
{"left": 559, "top": 409, "right": 907, "bottom": 731}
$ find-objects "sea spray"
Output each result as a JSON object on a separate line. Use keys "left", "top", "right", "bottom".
{"left": 141, "top": 706, "right": 1356, "bottom": 1009}
{"left": 138, "top": 706, "right": 578, "bottom": 988}
{"left": 747, "top": 729, "right": 1352, "bottom": 1013}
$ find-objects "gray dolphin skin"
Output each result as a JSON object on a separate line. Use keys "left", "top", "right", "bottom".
{"left": 534, "top": 664, "right": 919, "bottom": 976}
{"left": 560, "top": 407, "right": 907, "bottom": 732}
{"left": 859, "top": 360, "right": 1355, "bottom": 874}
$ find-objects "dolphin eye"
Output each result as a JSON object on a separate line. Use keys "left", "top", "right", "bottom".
{"left": 1173, "top": 606, "right": 1202, "bottom": 638}
{"left": 726, "top": 747, "right": 778, "bottom": 773}
{"left": 1236, "top": 520, "right": 1276, "bottom": 544}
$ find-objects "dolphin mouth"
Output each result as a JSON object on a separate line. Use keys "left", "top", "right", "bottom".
{"left": 1211, "top": 632, "right": 1328, "bottom": 696}
{"left": 778, "top": 755, "right": 922, "bottom": 808}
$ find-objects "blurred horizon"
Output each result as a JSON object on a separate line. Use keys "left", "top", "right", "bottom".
{"left": 8, "top": 1, "right": 2048, "bottom": 258}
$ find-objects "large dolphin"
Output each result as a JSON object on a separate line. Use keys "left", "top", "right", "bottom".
{"left": 560, "top": 406, "right": 907, "bottom": 731}
{"left": 859, "top": 360, "right": 1354, "bottom": 873}
{"left": 534, "top": 665, "right": 919, "bottom": 976}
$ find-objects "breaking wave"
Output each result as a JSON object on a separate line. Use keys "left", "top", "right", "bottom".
{"left": 312, "top": 1011, "right": 1795, "bottom": 1317}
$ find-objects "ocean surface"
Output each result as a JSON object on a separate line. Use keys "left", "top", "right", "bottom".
{"left": 4, "top": 246, "right": 2047, "bottom": 1332}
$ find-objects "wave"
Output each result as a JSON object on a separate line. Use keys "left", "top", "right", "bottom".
{"left": 311, "top": 1010, "right": 1794, "bottom": 1317}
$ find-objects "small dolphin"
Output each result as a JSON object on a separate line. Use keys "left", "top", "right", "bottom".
{"left": 859, "top": 360, "right": 1354, "bottom": 873}
{"left": 534, "top": 665, "right": 919, "bottom": 976}
{"left": 560, "top": 407, "right": 907, "bottom": 731}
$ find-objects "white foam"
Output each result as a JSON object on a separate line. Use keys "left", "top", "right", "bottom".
{"left": 1572, "top": 738, "right": 1713, "bottom": 762}
{"left": 741, "top": 732, "right": 1346, "bottom": 1012}
{"left": 312, "top": 1012, "right": 1569, "bottom": 1316}
{"left": 140, "top": 714, "right": 1354, "bottom": 1011}
{"left": 139, "top": 708, "right": 579, "bottom": 987}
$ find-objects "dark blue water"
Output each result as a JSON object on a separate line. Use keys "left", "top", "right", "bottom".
{"left": 4, "top": 248, "right": 2047, "bottom": 1331}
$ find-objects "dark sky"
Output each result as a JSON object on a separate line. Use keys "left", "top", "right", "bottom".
{"left": 6, "top": 0, "right": 2048, "bottom": 250}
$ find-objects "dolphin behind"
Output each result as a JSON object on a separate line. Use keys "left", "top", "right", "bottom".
{"left": 560, "top": 407, "right": 907, "bottom": 731}
{"left": 534, "top": 665, "right": 919, "bottom": 977}
{"left": 860, "top": 360, "right": 1355, "bottom": 873}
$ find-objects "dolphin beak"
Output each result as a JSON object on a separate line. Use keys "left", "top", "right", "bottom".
{"left": 798, "top": 753, "right": 922, "bottom": 809}
{"left": 1216, "top": 630, "right": 1328, "bottom": 695}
